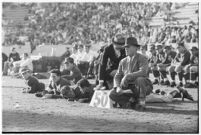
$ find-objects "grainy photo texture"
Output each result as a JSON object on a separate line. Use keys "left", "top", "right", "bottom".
{"left": 2, "top": 2, "right": 199, "bottom": 133}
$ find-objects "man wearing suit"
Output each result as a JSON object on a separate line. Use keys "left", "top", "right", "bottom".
{"left": 94, "top": 34, "right": 126, "bottom": 90}
{"left": 109, "top": 37, "right": 153, "bottom": 110}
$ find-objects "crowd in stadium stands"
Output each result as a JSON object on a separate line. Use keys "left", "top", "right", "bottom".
{"left": 3, "top": 3, "right": 198, "bottom": 51}
{"left": 2, "top": 3, "right": 198, "bottom": 110}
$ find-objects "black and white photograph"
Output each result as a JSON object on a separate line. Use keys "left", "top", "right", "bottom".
{"left": 1, "top": 1, "right": 199, "bottom": 133}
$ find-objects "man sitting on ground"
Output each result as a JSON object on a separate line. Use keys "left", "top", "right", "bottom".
{"left": 146, "top": 85, "right": 194, "bottom": 103}
{"left": 184, "top": 46, "right": 198, "bottom": 88}
{"left": 109, "top": 37, "right": 153, "bottom": 110}
{"left": 20, "top": 68, "right": 45, "bottom": 94}
{"left": 94, "top": 34, "right": 126, "bottom": 90}
{"left": 62, "top": 57, "right": 82, "bottom": 84}
{"left": 72, "top": 78, "right": 94, "bottom": 103}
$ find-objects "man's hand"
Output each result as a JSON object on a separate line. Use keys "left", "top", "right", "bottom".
{"left": 110, "top": 70, "right": 117, "bottom": 77}
{"left": 120, "top": 73, "right": 134, "bottom": 89}
{"left": 116, "top": 87, "right": 122, "bottom": 93}
{"left": 10, "top": 58, "right": 14, "bottom": 62}
{"left": 123, "top": 73, "right": 133, "bottom": 80}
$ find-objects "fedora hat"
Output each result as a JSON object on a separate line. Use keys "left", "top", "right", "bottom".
{"left": 112, "top": 34, "right": 125, "bottom": 45}
{"left": 190, "top": 46, "right": 198, "bottom": 51}
{"left": 124, "top": 37, "right": 141, "bottom": 48}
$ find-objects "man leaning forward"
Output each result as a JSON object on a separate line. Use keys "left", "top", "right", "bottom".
{"left": 109, "top": 37, "right": 153, "bottom": 110}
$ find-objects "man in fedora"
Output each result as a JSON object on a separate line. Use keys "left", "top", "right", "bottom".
{"left": 94, "top": 34, "right": 126, "bottom": 90}
{"left": 109, "top": 37, "right": 153, "bottom": 110}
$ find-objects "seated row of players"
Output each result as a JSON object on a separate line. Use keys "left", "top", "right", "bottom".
{"left": 20, "top": 35, "right": 194, "bottom": 110}
{"left": 149, "top": 42, "right": 198, "bottom": 88}
{"left": 93, "top": 34, "right": 198, "bottom": 90}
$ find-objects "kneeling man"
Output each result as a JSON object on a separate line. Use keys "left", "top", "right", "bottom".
{"left": 109, "top": 37, "right": 153, "bottom": 110}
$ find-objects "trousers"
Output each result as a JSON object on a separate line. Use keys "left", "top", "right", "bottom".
{"left": 110, "top": 77, "right": 153, "bottom": 106}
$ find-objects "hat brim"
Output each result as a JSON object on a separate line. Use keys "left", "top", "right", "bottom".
{"left": 123, "top": 44, "right": 141, "bottom": 48}
{"left": 191, "top": 48, "right": 198, "bottom": 51}
{"left": 112, "top": 38, "right": 125, "bottom": 46}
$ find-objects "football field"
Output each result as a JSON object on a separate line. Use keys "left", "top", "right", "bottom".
{"left": 2, "top": 76, "right": 198, "bottom": 133}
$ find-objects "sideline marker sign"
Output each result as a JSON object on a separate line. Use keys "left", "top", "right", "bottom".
{"left": 89, "top": 90, "right": 115, "bottom": 109}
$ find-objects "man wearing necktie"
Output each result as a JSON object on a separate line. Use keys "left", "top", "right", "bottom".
{"left": 109, "top": 37, "right": 153, "bottom": 110}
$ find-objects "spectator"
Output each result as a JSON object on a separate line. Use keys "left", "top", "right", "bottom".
{"left": 61, "top": 47, "right": 71, "bottom": 61}
{"left": 70, "top": 44, "right": 78, "bottom": 62}
{"left": 3, "top": 47, "right": 20, "bottom": 75}
{"left": 77, "top": 44, "right": 94, "bottom": 76}
{"left": 75, "top": 44, "right": 85, "bottom": 65}
{"left": 2, "top": 53, "right": 8, "bottom": 71}
{"left": 139, "top": 45, "right": 149, "bottom": 58}
{"left": 12, "top": 53, "right": 33, "bottom": 74}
